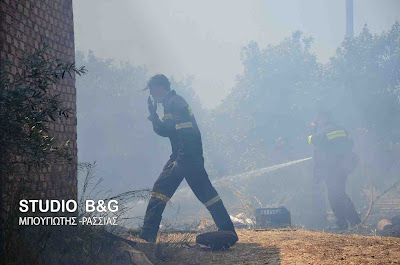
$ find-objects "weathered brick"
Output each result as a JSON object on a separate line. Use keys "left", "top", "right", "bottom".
{"left": 0, "top": 0, "right": 77, "bottom": 201}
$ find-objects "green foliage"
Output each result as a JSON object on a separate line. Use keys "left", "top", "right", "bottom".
{"left": 0, "top": 46, "right": 86, "bottom": 175}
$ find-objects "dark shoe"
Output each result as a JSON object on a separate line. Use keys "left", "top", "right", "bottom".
{"left": 196, "top": 230, "right": 238, "bottom": 250}
{"left": 218, "top": 224, "right": 238, "bottom": 236}
{"left": 218, "top": 228, "right": 238, "bottom": 241}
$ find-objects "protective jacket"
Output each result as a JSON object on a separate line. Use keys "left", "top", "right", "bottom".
{"left": 308, "top": 123, "right": 353, "bottom": 155}
{"left": 309, "top": 123, "right": 356, "bottom": 178}
{"left": 149, "top": 90, "right": 203, "bottom": 162}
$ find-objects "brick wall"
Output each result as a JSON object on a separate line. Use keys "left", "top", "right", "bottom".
{"left": 0, "top": 0, "right": 77, "bottom": 200}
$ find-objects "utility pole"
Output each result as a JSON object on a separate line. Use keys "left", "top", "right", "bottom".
{"left": 346, "top": 0, "right": 354, "bottom": 38}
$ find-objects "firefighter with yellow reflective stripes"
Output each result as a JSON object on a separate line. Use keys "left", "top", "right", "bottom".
{"left": 309, "top": 111, "right": 361, "bottom": 230}
{"left": 140, "top": 74, "right": 237, "bottom": 242}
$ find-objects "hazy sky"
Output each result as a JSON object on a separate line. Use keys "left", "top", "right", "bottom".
{"left": 74, "top": 0, "right": 400, "bottom": 108}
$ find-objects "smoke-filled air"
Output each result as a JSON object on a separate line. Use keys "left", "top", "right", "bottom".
{"left": 74, "top": 0, "right": 400, "bottom": 228}
{"left": 73, "top": 0, "right": 399, "bottom": 263}
{"left": 4, "top": 0, "right": 400, "bottom": 264}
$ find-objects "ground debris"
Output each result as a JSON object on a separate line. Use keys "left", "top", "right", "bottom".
{"left": 133, "top": 229, "right": 400, "bottom": 265}
{"left": 112, "top": 241, "right": 154, "bottom": 265}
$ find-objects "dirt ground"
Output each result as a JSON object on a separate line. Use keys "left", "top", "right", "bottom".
{"left": 133, "top": 229, "right": 400, "bottom": 265}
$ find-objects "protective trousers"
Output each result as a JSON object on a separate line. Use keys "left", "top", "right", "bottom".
{"left": 325, "top": 169, "right": 361, "bottom": 229}
{"left": 141, "top": 157, "right": 235, "bottom": 241}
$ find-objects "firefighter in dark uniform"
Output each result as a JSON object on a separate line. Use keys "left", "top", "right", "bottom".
{"left": 140, "top": 74, "right": 236, "bottom": 242}
{"left": 308, "top": 111, "right": 361, "bottom": 229}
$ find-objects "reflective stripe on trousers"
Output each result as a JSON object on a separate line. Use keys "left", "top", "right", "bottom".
{"left": 204, "top": 195, "right": 221, "bottom": 208}
{"left": 151, "top": 191, "right": 170, "bottom": 203}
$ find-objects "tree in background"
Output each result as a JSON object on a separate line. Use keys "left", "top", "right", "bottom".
{"left": 328, "top": 22, "right": 400, "bottom": 190}
{"left": 202, "top": 24, "right": 400, "bottom": 224}
{"left": 205, "top": 23, "right": 400, "bottom": 181}
{"left": 204, "top": 32, "right": 320, "bottom": 177}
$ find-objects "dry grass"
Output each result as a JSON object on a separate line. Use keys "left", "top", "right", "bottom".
{"left": 131, "top": 229, "right": 400, "bottom": 265}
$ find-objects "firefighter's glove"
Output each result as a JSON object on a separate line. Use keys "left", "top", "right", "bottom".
{"left": 147, "top": 96, "right": 158, "bottom": 121}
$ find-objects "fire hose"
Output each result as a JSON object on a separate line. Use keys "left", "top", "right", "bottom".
{"left": 350, "top": 160, "right": 400, "bottom": 231}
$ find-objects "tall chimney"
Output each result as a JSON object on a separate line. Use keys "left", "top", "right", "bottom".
{"left": 346, "top": 0, "right": 354, "bottom": 38}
